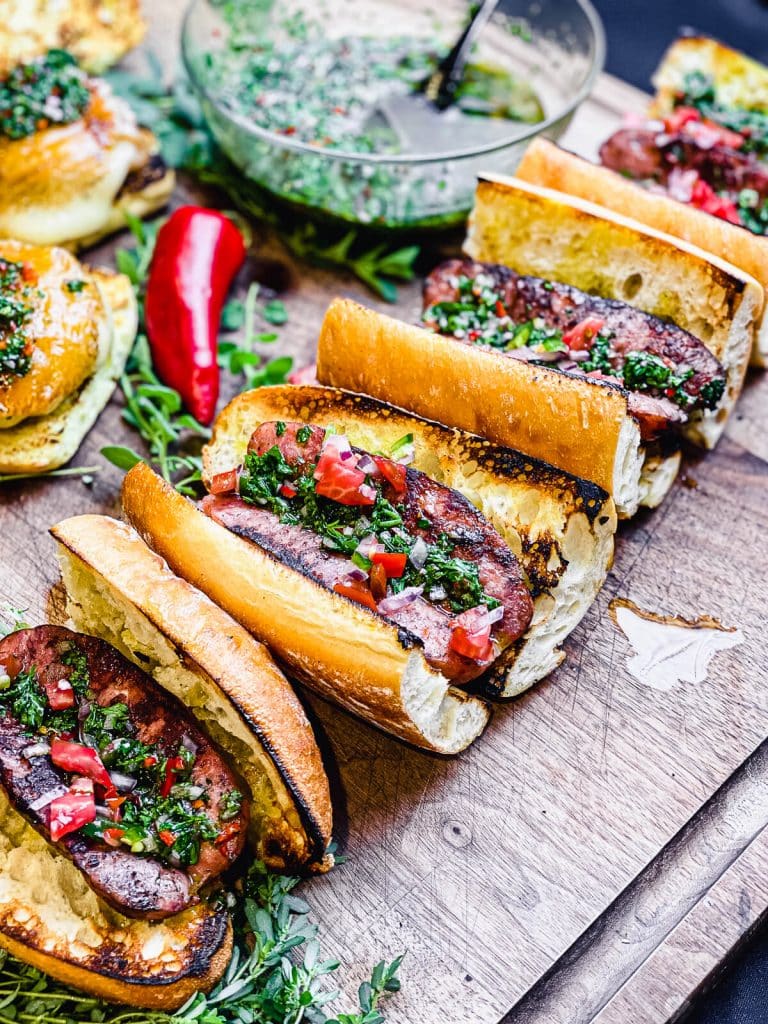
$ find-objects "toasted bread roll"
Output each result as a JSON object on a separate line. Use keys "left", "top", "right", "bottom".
{"left": 121, "top": 387, "right": 616, "bottom": 743}
{"left": 0, "top": 797, "right": 233, "bottom": 1008}
{"left": 0, "top": 73, "right": 172, "bottom": 250}
{"left": 0, "top": 254, "right": 137, "bottom": 474}
{"left": 465, "top": 173, "right": 762, "bottom": 443}
{"left": 50, "top": 514, "right": 333, "bottom": 873}
{"left": 0, "top": 2, "right": 145, "bottom": 73}
{"left": 515, "top": 138, "right": 768, "bottom": 366}
{"left": 317, "top": 298, "right": 646, "bottom": 515}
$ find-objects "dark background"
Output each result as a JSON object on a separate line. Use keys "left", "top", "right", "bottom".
{"left": 592, "top": 3, "right": 768, "bottom": 1021}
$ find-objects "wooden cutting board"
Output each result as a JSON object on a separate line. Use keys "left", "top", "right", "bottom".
{"left": 1, "top": 8, "right": 767, "bottom": 1023}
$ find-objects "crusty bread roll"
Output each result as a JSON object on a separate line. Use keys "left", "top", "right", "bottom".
{"left": 0, "top": 260, "right": 137, "bottom": 474}
{"left": 515, "top": 139, "right": 768, "bottom": 366}
{"left": 121, "top": 386, "right": 616, "bottom": 748}
{"left": 0, "top": 514, "right": 333, "bottom": 1008}
{"left": 317, "top": 297, "right": 646, "bottom": 516}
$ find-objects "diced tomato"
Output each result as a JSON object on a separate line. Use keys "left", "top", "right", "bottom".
{"left": 371, "top": 551, "right": 408, "bottom": 578}
{"left": 160, "top": 755, "right": 186, "bottom": 798}
{"left": 279, "top": 481, "right": 298, "bottom": 499}
{"left": 690, "top": 178, "right": 741, "bottom": 224}
{"left": 215, "top": 820, "right": 242, "bottom": 845}
{"left": 316, "top": 460, "right": 374, "bottom": 505}
{"left": 158, "top": 830, "right": 176, "bottom": 847}
{"left": 45, "top": 677, "right": 74, "bottom": 711}
{"left": 562, "top": 316, "right": 606, "bottom": 351}
{"left": 50, "top": 739, "right": 113, "bottom": 791}
{"left": 373, "top": 455, "right": 407, "bottom": 499}
{"left": 209, "top": 468, "right": 240, "bottom": 494}
{"left": 369, "top": 561, "right": 388, "bottom": 601}
{"left": 663, "top": 105, "right": 701, "bottom": 134}
{"left": 49, "top": 777, "right": 95, "bottom": 841}
{"left": 143, "top": 755, "right": 158, "bottom": 768}
{"left": 102, "top": 827, "right": 125, "bottom": 848}
{"left": 106, "top": 792, "right": 126, "bottom": 821}
{"left": 495, "top": 299, "right": 508, "bottom": 318}
{"left": 683, "top": 117, "right": 744, "bottom": 150}
{"left": 449, "top": 607, "right": 494, "bottom": 663}
{"left": 333, "top": 580, "right": 379, "bottom": 612}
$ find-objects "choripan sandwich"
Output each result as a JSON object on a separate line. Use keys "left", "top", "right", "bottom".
{"left": 0, "top": 49, "right": 173, "bottom": 249}
{"left": 0, "top": 240, "right": 137, "bottom": 473}
{"left": 517, "top": 61, "right": 768, "bottom": 367}
{"left": 317, "top": 178, "right": 761, "bottom": 516}
{"left": 120, "top": 385, "right": 617, "bottom": 753}
{"left": 0, "top": 514, "right": 331, "bottom": 1008}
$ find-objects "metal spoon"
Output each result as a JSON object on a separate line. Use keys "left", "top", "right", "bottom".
{"left": 364, "top": 0, "right": 518, "bottom": 153}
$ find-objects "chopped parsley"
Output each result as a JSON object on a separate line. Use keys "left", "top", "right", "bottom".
{"left": 677, "top": 71, "right": 768, "bottom": 156}
{"left": 580, "top": 333, "right": 615, "bottom": 374}
{"left": 1, "top": 668, "right": 46, "bottom": 733}
{"left": 60, "top": 645, "right": 90, "bottom": 696}
{"left": 220, "top": 789, "right": 243, "bottom": 821}
{"left": 737, "top": 188, "right": 768, "bottom": 236}
{"left": 296, "top": 424, "right": 312, "bottom": 444}
{"left": 0, "top": 258, "right": 34, "bottom": 387}
{"left": 65, "top": 279, "right": 86, "bottom": 293}
{"left": 0, "top": 50, "right": 91, "bottom": 141}
{"left": 238, "top": 443, "right": 499, "bottom": 613}
{"left": 622, "top": 351, "right": 696, "bottom": 408}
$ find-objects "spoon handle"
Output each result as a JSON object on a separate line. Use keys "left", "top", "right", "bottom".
{"left": 424, "top": 0, "right": 501, "bottom": 110}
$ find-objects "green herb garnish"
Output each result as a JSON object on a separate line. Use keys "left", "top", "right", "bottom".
{"left": 0, "top": 50, "right": 91, "bottom": 141}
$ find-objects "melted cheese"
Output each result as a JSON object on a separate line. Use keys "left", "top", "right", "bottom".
{"left": 0, "top": 78, "right": 151, "bottom": 247}
{"left": 0, "top": 241, "right": 109, "bottom": 427}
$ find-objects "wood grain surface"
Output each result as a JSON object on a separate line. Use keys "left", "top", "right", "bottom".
{"left": 1, "top": 8, "right": 767, "bottom": 1024}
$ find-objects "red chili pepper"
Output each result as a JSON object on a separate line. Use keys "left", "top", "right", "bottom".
{"left": 160, "top": 755, "right": 186, "bottom": 798}
{"left": 145, "top": 207, "right": 247, "bottom": 426}
{"left": 495, "top": 299, "right": 508, "bottom": 318}
{"left": 158, "top": 830, "right": 176, "bottom": 847}
{"left": 371, "top": 551, "right": 408, "bottom": 578}
{"left": 279, "top": 481, "right": 298, "bottom": 499}
{"left": 143, "top": 755, "right": 158, "bottom": 769}
{"left": 215, "top": 821, "right": 242, "bottom": 845}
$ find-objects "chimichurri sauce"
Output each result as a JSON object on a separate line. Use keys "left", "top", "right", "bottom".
{"left": 204, "top": 34, "right": 543, "bottom": 156}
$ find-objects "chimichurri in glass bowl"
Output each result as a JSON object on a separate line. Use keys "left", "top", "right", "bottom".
{"left": 182, "top": 0, "right": 605, "bottom": 231}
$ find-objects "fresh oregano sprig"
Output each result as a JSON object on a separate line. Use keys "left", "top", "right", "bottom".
{"left": 0, "top": 859, "right": 404, "bottom": 1024}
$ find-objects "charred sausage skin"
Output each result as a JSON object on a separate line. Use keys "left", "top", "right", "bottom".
{"left": 0, "top": 626, "right": 249, "bottom": 920}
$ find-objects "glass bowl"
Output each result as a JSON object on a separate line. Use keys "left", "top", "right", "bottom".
{"left": 182, "top": 0, "right": 605, "bottom": 231}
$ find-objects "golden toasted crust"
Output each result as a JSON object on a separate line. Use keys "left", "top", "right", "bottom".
{"left": 0, "top": 263, "right": 136, "bottom": 473}
{"left": 0, "top": 785, "right": 232, "bottom": 1009}
{"left": 0, "top": 80, "right": 172, "bottom": 249}
{"left": 122, "top": 387, "right": 616, "bottom": 721}
{"left": 50, "top": 514, "right": 333, "bottom": 872}
{"left": 122, "top": 462, "right": 491, "bottom": 754}
{"left": 0, "top": 242, "right": 105, "bottom": 426}
{"left": 651, "top": 36, "right": 768, "bottom": 115}
{"left": 0, "top": 1, "right": 146, "bottom": 74}
{"left": 515, "top": 139, "right": 768, "bottom": 365}
{"left": 316, "top": 297, "right": 642, "bottom": 508}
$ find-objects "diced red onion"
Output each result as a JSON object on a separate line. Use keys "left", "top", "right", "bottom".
{"left": 505, "top": 348, "right": 537, "bottom": 361}
{"left": 29, "top": 786, "right": 67, "bottom": 812}
{"left": 666, "top": 167, "right": 697, "bottom": 202}
{"left": 409, "top": 537, "right": 428, "bottom": 570}
{"left": 321, "top": 433, "right": 351, "bottom": 456}
{"left": 395, "top": 444, "right": 415, "bottom": 466}
{"left": 378, "top": 586, "right": 424, "bottom": 615}
{"left": 340, "top": 449, "right": 354, "bottom": 461}
{"left": 531, "top": 348, "right": 566, "bottom": 362}
{"left": 181, "top": 734, "right": 198, "bottom": 756}
{"left": 428, "top": 585, "right": 447, "bottom": 602}
{"left": 21, "top": 742, "right": 51, "bottom": 760}
{"left": 559, "top": 360, "right": 578, "bottom": 372}
{"left": 77, "top": 701, "right": 91, "bottom": 722}
{"left": 356, "top": 454, "right": 379, "bottom": 476}
{"left": 486, "top": 604, "right": 505, "bottom": 625}
{"left": 94, "top": 804, "right": 110, "bottom": 817}
{"left": 359, "top": 483, "right": 377, "bottom": 502}
{"left": 569, "top": 348, "right": 591, "bottom": 362}
{"left": 108, "top": 770, "right": 137, "bottom": 793}
{"left": 355, "top": 535, "right": 380, "bottom": 558}
{"left": 340, "top": 566, "right": 368, "bottom": 583}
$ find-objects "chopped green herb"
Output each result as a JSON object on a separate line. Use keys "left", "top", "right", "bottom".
{"left": 0, "top": 668, "right": 45, "bottom": 733}
{"left": 275, "top": 420, "right": 287, "bottom": 437}
{"left": 0, "top": 258, "right": 34, "bottom": 386}
{"left": 65, "top": 279, "right": 86, "bottom": 293}
{"left": 262, "top": 298, "right": 288, "bottom": 325}
{"left": 0, "top": 50, "right": 91, "bottom": 141}
{"left": 297, "top": 424, "right": 312, "bottom": 443}
{"left": 220, "top": 788, "right": 243, "bottom": 821}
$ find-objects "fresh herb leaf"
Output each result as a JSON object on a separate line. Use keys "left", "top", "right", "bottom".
{"left": 263, "top": 298, "right": 288, "bottom": 325}
{"left": 0, "top": 465, "right": 100, "bottom": 485}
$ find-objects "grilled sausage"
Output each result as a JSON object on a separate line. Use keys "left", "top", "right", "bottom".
{"left": 203, "top": 423, "right": 533, "bottom": 685}
{"left": 0, "top": 626, "right": 249, "bottom": 920}
{"left": 423, "top": 258, "right": 727, "bottom": 439}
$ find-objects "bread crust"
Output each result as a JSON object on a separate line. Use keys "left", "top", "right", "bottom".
{"left": 0, "top": 264, "right": 137, "bottom": 473}
{"left": 121, "top": 461, "right": 491, "bottom": 754}
{"left": 0, "top": 782, "right": 232, "bottom": 1009}
{"left": 515, "top": 138, "right": 768, "bottom": 365}
{"left": 50, "top": 514, "right": 333, "bottom": 871}
{"left": 121, "top": 386, "right": 616, "bottom": 718}
{"left": 316, "top": 297, "right": 642, "bottom": 511}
